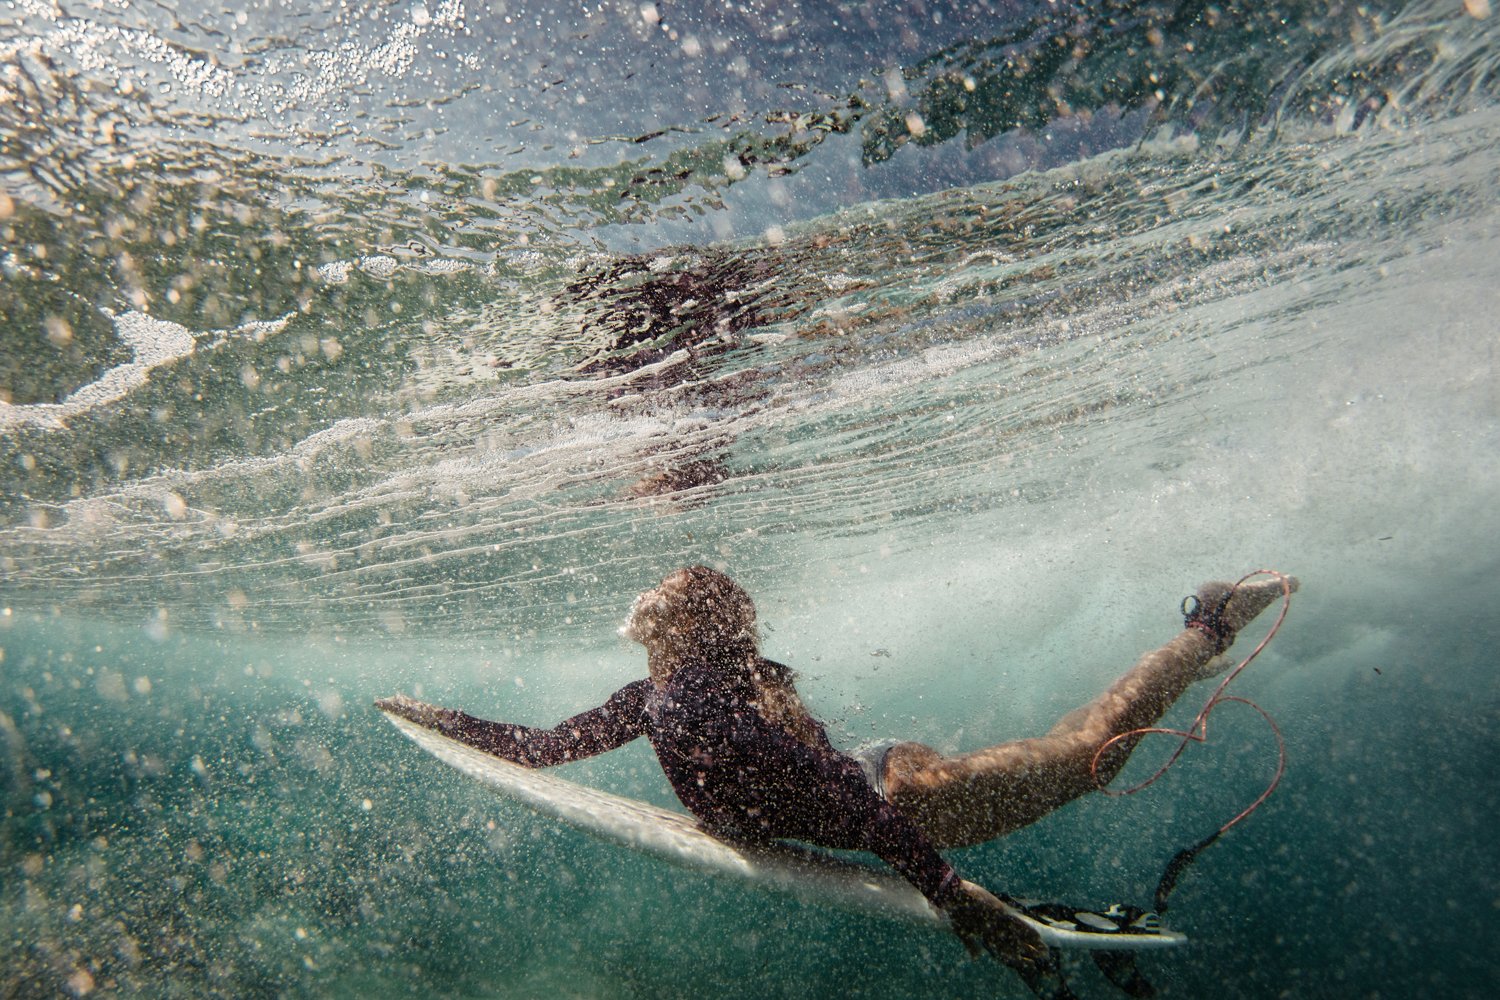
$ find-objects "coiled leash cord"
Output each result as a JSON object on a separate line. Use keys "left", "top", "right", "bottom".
{"left": 1090, "top": 570, "right": 1294, "bottom": 913}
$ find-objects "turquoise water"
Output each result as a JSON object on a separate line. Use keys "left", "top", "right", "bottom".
{"left": 3, "top": 1, "right": 1498, "bottom": 996}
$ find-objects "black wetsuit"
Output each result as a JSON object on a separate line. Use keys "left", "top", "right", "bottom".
{"left": 439, "top": 658, "right": 960, "bottom": 910}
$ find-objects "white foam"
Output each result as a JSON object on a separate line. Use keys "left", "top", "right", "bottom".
{"left": 0, "top": 310, "right": 289, "bottom": 432}
{"left": 317, "top": 261, "right": 353, "bottom": 284}
{"left": 290, "top": 417, "right": 386, "bottom": 459}
{"left": 358, "top": 256, "right": 399, "bottom": 279}
{"left": 9, "top": 0, "right": 471, "bottom": 143}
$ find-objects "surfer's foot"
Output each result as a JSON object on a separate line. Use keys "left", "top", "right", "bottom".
{"left": 375, "top": 692, "right": 460, "bottom": 730}
{"left": 1189, "top": 573, "right": 1299, "bottom": 678}
{"left": 945, "top": 883, "right": 1075, "bottom": 999}
{"left": 944, "top": 880, "right": 1049, "bottom": 966}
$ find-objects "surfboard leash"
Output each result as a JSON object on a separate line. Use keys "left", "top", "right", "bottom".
{"left": 1088, "top": 569, "right": 1294, "bottom": 914}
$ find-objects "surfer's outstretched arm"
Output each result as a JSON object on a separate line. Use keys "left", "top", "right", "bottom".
{"left": 376, "top": 680, "right": 651, "bottom": 767}
{"left": 883, "top": 576, "right": 1297, "bottom": 849}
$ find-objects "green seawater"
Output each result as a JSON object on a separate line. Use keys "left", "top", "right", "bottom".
{"left": 3, "top": 1, "right": 1499, "bottom": 996}
{"left": 4, "top": 567, "right": 1496, "bottom": 997}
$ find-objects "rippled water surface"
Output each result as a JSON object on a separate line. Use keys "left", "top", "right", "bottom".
{"left": 3, "top": 2, "right": 1498, "bottom": 997}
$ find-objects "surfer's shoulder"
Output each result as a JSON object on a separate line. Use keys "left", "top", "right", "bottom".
{"left": 657, "top": 659, "right": 751, "bottom": 714}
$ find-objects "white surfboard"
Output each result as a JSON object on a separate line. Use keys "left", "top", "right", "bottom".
{"left": 382, "top": 711, "right": 1185, "bottom": 951}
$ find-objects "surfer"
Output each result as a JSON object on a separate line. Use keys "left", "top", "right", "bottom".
{"left": 378, "top": 566, "right": 1293, "bottom": 995}
{"left": 380, "top": 566, "right": 1058, "bottom": 992}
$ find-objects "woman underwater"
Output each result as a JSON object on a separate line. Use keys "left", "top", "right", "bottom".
{"left": 378, "top": 566, "right": 1294, "bottom": 996}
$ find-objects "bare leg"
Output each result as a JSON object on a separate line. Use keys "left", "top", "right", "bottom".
{"left": 885, "top": 576, "right": 1298, "bottom": 849}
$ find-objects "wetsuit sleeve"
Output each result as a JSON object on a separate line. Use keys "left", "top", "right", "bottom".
{"left": 671, "top": 667, "right": 960, "bottom": 910}
{"left": 435, "top": 679, "right": 651, "bottom": 767}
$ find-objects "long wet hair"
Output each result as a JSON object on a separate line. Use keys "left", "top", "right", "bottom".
{"left": 663, "top": 566, "right": 822, "bottom": 748}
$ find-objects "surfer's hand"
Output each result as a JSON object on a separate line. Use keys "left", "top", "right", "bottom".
{"left": 376, "top": 693, "right": 460, "bottom": 731}
{"left": 943, "top": 880, "right": 1049, "bottom": 969}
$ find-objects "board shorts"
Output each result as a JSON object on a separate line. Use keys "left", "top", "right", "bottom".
{"left": 848, "top": 739, "right": 904, "bottom": 801}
